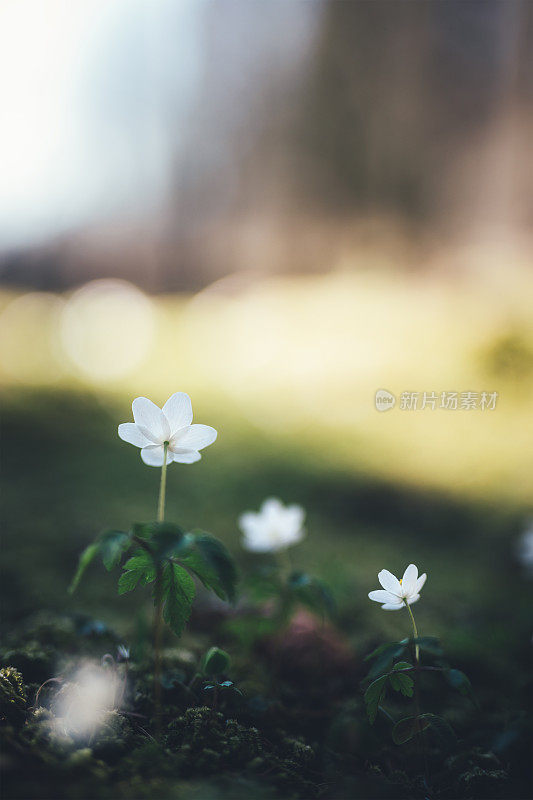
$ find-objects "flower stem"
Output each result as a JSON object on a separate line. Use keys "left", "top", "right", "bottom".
{"left": 404, "top": 601, "right": 430, "bottom": 790}
{"left": 278, "top": 546, "right": 293, "bottom": 580}
{"left": 157, "top": 443, "right": 168, "bottom": 523}
{"left": 405, "top": 600, "right": 419, "bottom": 663}
{"left": 153, "top": 442, "right": 168, "bottom": 736}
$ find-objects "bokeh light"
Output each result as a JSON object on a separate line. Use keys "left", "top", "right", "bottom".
{"left": 52, "top": 663, "right": 118, "bottom": 740}
{"left": 60, "top": 279, "right": 155, "bottom": 381}
{"left": 0, "top": 292, "right": 66, "bottom": 383}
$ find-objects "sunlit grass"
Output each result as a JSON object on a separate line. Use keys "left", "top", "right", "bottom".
{"left": 1, "top": 269, "right": 532, "bottom": 505}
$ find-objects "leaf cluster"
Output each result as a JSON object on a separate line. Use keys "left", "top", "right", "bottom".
{"left": 363, "top": 636, "right": 473, "bottom": 747}
{"left": 69, "top": 523, "right": 238, "bottom": 637}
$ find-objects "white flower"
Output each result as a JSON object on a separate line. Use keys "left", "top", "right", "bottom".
{"left": 368, "top": 564, "right": 427, "bottom": 610}
{"left": 118, "top": 393, "right": 217, "bottom": 467}
{"left": 239, "top": 498, "right": 305, "bottom": 553}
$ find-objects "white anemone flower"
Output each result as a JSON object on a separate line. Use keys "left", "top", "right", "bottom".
{"left": 239, "top": 498, "right": 305, "bottom": 553}
{"left": 118, "top": 393, "right": 217, "bottom": 467}
{"left": 368, "top": 564, "right": 427, "bottom": 610}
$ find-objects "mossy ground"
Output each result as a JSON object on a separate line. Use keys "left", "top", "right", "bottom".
{"left": 0, "top": 605, "right": 530, "bottom": 800}
{"left": 1, "top": 390, "right": 532, "bottom": 798}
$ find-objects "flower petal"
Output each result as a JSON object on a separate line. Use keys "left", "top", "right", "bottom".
{"left": 381, "top": 602, "right": 404, "bottom": 611}
{"left": 378, "top": 569, "right": 402, "bottom": 596}
{"left": 171, "top": 450, "right": 201, "bottom": 464}
{"left": 261, "top": 498, "right": 284, "bottom": 515}
{"left": 242, "top": 533, "right": 280, "bottom": 553}
{"left": 140, "top": 445, "right": 172, "bottom": 467}
{"left": 415, "top": 573, "right": 427, "bottom": 593}
{"left": 368, "top": 590, "right": 399, "bottom": 604}
{"left": 171, "top": 424, "right": 217, "bottom": 451}
{"left": 132, "top": 397, "right": 170, "bottom": 444}
{"left": 118, "top": 423, "right": 151, "bottom": 448}
{"left": 238, "top": 512, "right": 259, "bottom": 536}
{"left": 402, "top": 564, "right": 418, "bottom": 596}
{"left": 282, "top": 527, "right": 306, "bottom": 547}
{"left": 406, "top": 593, "right": 420, "bottom": 605}
{"left": 162, "top": 392, "right": 193, "bottom": 434}
{"left": 286, "top": 505, "right": 305, "bottom": 530}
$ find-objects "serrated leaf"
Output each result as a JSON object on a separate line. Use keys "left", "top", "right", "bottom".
{"left": 364, "top": 674, "right": 388, "bottom": 724}
{"left": 161, "top": 562, "right": 196, "bottom": 636}
{"left": 202, "top": 646, "right": 231, "bottom": 676}
{"left": 179, "top": 531, "right": 238, "bottom": 603}
{"left": 118, "top": 551, "right": 156, "bottom": 595}
{"left": 392, "top": 715, "right": 432, "bottom": 745}
{"left": 389, "top": 661, "right": 414, "bottom": 697}
{"left": 99, "top": 530, "right": 131, "bottom": 570}
{"left": 118, "top": 569, "right": 142, "bottom": 594}
{"left": 123, "top": 551, "right": 154, "bottom": 573}
{"left": 68, "top": 543, "right": 100, "bottom": 594}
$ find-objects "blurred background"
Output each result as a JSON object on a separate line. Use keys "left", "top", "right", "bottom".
{"left": 1, "top": 0, "right": 532, "bottom": 662}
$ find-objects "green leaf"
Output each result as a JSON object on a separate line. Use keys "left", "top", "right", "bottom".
{"left": 99, "top": 530, "right": 132, "bottom": 571}
{"left": 392, "top": 715, "right": 432, "bottom": 745}
{"left": 288, "top": 571, "right": 336, "bottom": 617}
{"left": 131, "top": 522, "right": 152, "bottom": 539}
{"left": 68, "top": 543, "right": 100, "bottom": 594}
{"left": 446, "top": 668, "right": 472, "bottom": 696}
{"left": 161, "top": 562, "right": 196, "bottom": 636}
{"left": 364, "top": 675, "right": 388, "bottom": 724}
{"left": 179, "top": 531, "right": 238, "bottom": 603}
{"left": 421, "top": 713, "right": 456, "bottom": 749}
{"left": 118, "top": 551, "right": 156, "bottom": 595}
{"left": 132, "top": 522, "right": 186, "bottom": 562}
{"left": 389, "top": 661, "right": 414, "bottom": 697}
{"left": 202, "top": 647, "right": 231, "bottom": 676}
{"left": 68, "top": 529, "right": 131, "bottom": 593}
{"left": 403, "top": 636, "right": 443, "bottom": 656}
{"left": 118, "top": 569, "right": 142, "bottom": 594}
{"left": 365, "top": 641, "right": 407, "bottom": 679}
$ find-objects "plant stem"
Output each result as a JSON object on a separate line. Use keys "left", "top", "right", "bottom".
{"left": 276, "top": 547, "right": 293, "bottom": 627}
{"left": 405, "top": 600, "right": 419, "bottom": 662}
{"left": 153, "top": 442, "right": 168, "bottom": 736}
{"left": 278, "top": 546, "right": 293, "bottom": 580}
{"left": 157, "top": 443, "right": 168, "bottom": 523}
{"left": 404, "top": 601, "right": 430, "bottom": 792}
{"left": 153, "top": 566, "right": 163, "bottom": 736}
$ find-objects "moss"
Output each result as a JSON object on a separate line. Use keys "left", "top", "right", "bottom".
{"left": 164, "top": 706, "right": 317, "bottom": 795}
{"left": 166, "top": 706, "right": 262, "bottom": 770}
{"left": 0, "top": 666, "right": 27, "bottom": 723}
{"left": 0, "top": 642, "right": 54, "bottom": 684}
{"left": 90, "top": 711, "right": 137, "bottom": 763}
{"left": 446, "top": 749, "right": 509, "bottom": 799}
